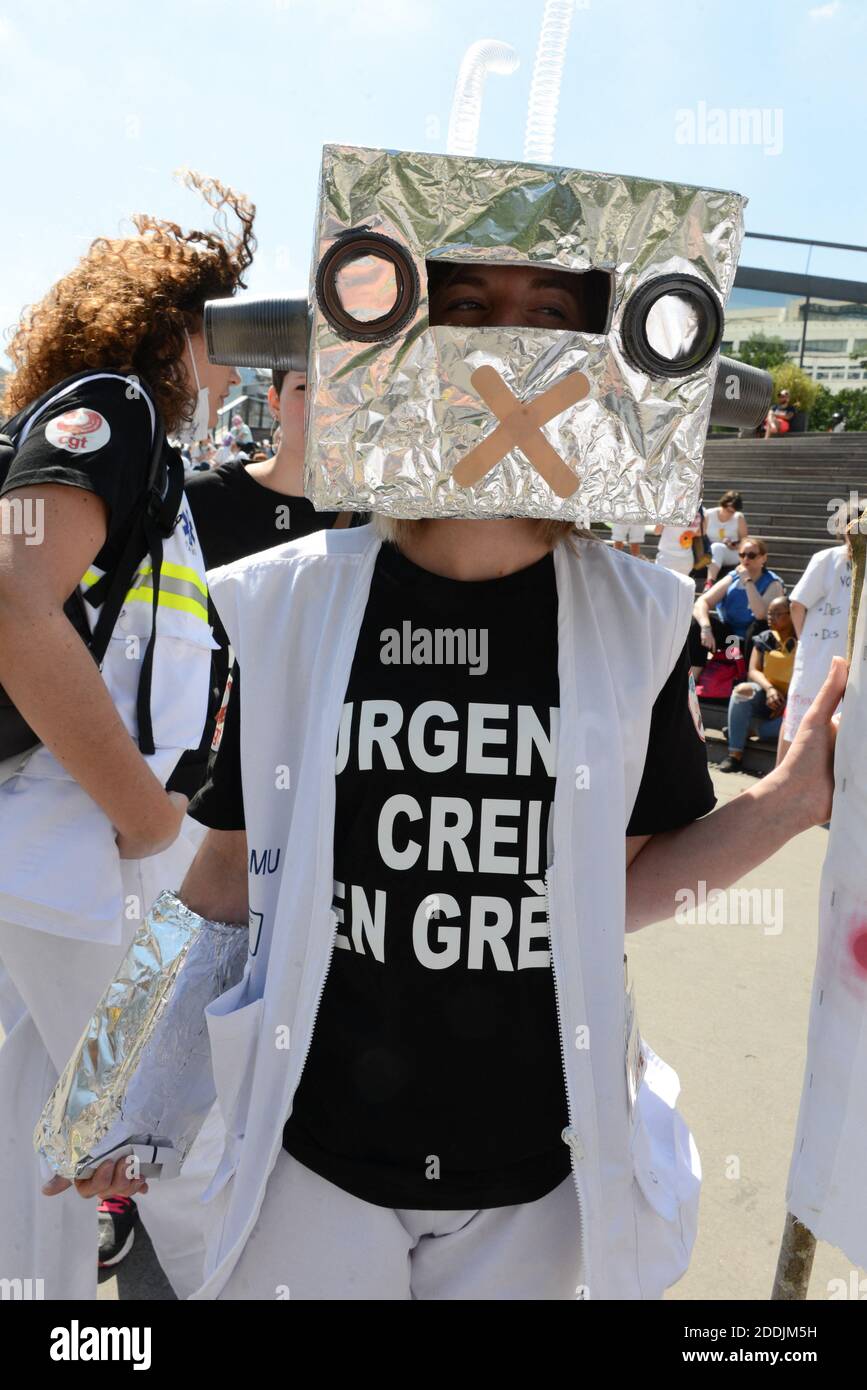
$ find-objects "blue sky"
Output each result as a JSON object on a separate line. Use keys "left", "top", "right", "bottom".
{"left": 1, "top": 0, "right": 864, "bottom": 363}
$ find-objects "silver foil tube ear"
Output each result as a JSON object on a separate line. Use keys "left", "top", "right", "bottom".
{"left": 34, "top": 890, "right": 248, "bottom": 1181}
{"left": 709, "top": 355, "right": 773, "bottom": 430}
{"left": 204, "top": 296, "right": 308, "bottom": 372}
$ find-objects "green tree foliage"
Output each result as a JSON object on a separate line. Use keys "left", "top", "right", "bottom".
{"left": 770, "top": 363, "right": 819, "bottom": 416}
{"left": 808, "top": 384, "right": 867, "bottom": 432}
{"left": 732, "top": 333, "right": 790, "bottom": 370}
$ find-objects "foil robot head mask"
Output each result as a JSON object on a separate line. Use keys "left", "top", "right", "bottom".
{"left": 206, "top": 143, "right": 770, "bottom": 523}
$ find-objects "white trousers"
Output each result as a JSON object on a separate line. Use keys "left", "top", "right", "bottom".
{"left": 136, "top": 1103, "right": 226, "bottom": 1300}
{"left": 215, "top": 1151, "right": 583, "bottom": 1301}
{"left": 0, "top": 819, "right": 218, "bottom": 1301}
{"left": 0, "top": 919, "right": 131, "bottom": 1300}
{"left": 710, "top": 540, "right": 738, "bottom": 569}
{"left": 611, "top": 524, "right": 645, "bottom": 545}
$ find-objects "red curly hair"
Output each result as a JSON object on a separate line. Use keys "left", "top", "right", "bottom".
{"left": 2, "top": 170, "right": 256, "bottom": 434}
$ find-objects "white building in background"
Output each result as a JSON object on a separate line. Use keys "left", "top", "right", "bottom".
{"left": 214, "top": 366, "right": 272, "bottom": 443}
{"left": 722, "top": 298, "right": 867, "bottom": 393}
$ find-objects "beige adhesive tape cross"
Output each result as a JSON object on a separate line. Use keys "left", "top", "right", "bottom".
{"left": 452, "top": 364, "right": 589, "bottom": 498}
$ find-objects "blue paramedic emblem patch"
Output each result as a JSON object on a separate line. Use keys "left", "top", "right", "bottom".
{"left": 175, "top": 505, "right": 197, "bottom": 554}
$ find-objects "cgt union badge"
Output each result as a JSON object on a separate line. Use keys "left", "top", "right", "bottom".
{"left": 45, "top": 408, "right": 111, "bottom": 454}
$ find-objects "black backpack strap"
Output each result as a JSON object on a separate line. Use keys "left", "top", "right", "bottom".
{"left": 84, "top": 391, "right": 167, "bottom": 613}
{"left": 84, "top": 411, "right": 181, "bottom": 757}
{"left": 134, "top": 517, "right": 165, "bottom": 757}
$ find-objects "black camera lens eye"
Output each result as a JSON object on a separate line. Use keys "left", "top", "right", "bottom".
{"left": 316, "top": 230, "right": 419, "bottom": 343}
{"left": 621, "top": 274, "right": 723, "bottom": 378}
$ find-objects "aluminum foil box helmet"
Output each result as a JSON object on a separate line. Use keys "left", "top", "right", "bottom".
{"left": 306, "top": 143, "right": 748, "bottom": 524}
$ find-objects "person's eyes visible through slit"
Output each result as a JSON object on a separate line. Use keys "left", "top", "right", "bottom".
{"left": 426, "top": 261, "right": 611, "bottom": 334}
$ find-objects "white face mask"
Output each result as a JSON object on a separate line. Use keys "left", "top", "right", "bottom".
{"left": 177, "top": 330, "right": 211, "bottom": 444}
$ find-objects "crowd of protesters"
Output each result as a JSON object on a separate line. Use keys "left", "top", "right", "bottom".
{"left": 609, "top": 488, "right": 855, "bottom": 773}
{"left": 183, "top": 411, "right": 274, "bottom": 473}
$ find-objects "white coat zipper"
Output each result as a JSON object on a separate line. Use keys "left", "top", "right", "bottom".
{"left": 286, "top": 903, "right": 340, "bottom": 1121}
{"left": 545, "top": 865, "right": 591, "bottom": 1297}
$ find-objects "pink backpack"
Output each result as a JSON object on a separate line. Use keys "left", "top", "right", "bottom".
{"left": 695, "top": 649, "right": 746, "bottom": 700}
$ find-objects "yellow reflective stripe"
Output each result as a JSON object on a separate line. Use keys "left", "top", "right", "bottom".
{"left": 84, "top": 563, "right": 207, "bottom": 598}
{"left": 129, "top": 569, "right": 209, "bottom": 612}
{"left": 162, "top": 561, "right": 208, "bottom": 599}
{"left": 135, "top": 561, "right": 208, "bottom": 600}
{"left": 123, "top": 588, "right": 210, "bottom": 623}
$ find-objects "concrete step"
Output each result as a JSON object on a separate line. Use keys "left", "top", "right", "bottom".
{"left": 705, "top": 444, "right": 867, "bottom": 456}
{"left": 705, "top": 466, "right": 867, "bottom": 474}
{"left": 733, "top": 513, "right": 838, "bottom": 528}
{"left": 705, "top": 463, "right": 867, "bottom": 473}
{"left": 705, "top": 473, "right": 867, "bottom": 481}
{"left": 704, "top": 479, "right": 867, "bottom": 489}
{"left": 756, "top": 543, "right": 837, "bottom": 563}
{"left": 703, "top": 482, "right": 866, "bottom": 497}
{"left": 703, "top": 483, "right": 866, "bottom": 498}
{"left": 704, "top": 458, "right": 867, "bottom": 475}
{"left": 735, "top": 524, "right": 839, "bottom": 541}
{"left": 724, "top": 508, "right": 853, "bottom": 523}
{"left": 702, "top": 479, "right": 865, "bottom": 493}
{"left": 705, "top": 497, "right": 857, "bottom": 517}
{"left": 706, "top": 441, "right": 867, "bottom": 449}
{"left": 705, "top": 434, "right": 867, "bottom": 449}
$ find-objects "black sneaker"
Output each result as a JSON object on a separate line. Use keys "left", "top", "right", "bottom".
{"left": 98, "top": 1195, "right": 138, "bottom": 1268}
{"left": 718, "top": 754, "right": 743, "bottom": 773}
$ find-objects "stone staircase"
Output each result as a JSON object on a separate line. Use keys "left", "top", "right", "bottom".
{"left": 594, "top": 432, "right": 867, "bottom": 775}
{"left": 592, "top": 432, "right": 867, "bottom": 586}
{"left": 701, "top": 432, "right": 867, "bottom": 590}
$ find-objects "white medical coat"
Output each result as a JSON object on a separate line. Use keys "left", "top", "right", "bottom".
{"left": 193, "top": 524, "right": 702, "bottom": 1300}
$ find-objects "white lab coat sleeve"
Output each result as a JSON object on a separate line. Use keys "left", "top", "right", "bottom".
{"left": 785, "top": 554, "right": 867, "bottom": 1269}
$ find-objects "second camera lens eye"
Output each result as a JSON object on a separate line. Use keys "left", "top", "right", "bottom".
{"left": 316, "top": 230, "right": 419, "bottom": 343}
{"left": 621, "top": 274, "right": 723, "bottom": 378}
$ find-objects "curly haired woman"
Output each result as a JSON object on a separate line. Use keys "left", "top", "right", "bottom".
{"left": 0, "top": 171, "right": 255, "bottom": 1299}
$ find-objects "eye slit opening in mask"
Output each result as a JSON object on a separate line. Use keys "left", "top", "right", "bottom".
{"left": 425, "top": 259, "right": 613, "bottom": 333}
{"left": 621, "top": 273, "right": 724, "bottom": 378}
{"left": 316, "top": 229, "right": 420, "bottom": 343}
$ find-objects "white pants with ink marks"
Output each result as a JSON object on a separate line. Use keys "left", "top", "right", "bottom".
{"left": 216, "top": 1150, "right": 584, "bottom": 1300}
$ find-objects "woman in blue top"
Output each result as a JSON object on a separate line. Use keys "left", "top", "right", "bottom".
{"left": 689, "top": 537, "right": 785, "bottom": 679}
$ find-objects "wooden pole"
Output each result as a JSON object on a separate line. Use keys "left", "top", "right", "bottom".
{"left": 771, "top": 504, "right": 867, "bottom": 1300}
{"left": 771, "top": 1213, "right": 817, "bottom": 1301}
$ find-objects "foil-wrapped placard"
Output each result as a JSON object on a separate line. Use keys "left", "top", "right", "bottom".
{"left": 305, "top": 144, "right": 746, "bottom": 525}
{"left": 35, "top": 890, "right": 248, "bottom": 1181}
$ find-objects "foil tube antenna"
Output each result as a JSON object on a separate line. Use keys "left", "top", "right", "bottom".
{"left": 204, "top": 296, "right": 307, "bottom": 371}
{"left": 523, "top": 0, "right": 577, "bottom": 165}
{"left": 446, "top": 39, "right": 520, "bottom": 157}
{"left": 709, "top": 355, "right": 773, "bottom": 430}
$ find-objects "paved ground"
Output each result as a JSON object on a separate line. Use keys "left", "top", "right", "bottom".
{"left": 98, "top": 1227, "right": 175, "bottom": 1302}
{"left": 627, "top": 766, "right": 865, "bottom": 1302}
{"left": 15, "top": 763, "right": 865, "bottom": 1302}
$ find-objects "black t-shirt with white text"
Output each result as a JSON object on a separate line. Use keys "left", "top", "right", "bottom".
{"left": 190, "top": 543, "right": 716, "bottom": 1209}
{"left": 184, "top": 459, "right": 339, "bottom": 573}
